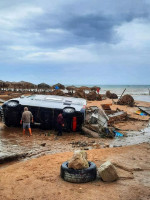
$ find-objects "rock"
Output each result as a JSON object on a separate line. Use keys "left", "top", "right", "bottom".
{"left": 68, "top": 150, "right": 89, "bottom": 170}
{"left": 98, "top": 161, "right": 118, "bottom": 182}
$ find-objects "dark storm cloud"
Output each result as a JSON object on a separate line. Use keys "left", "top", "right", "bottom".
{"left": 63, "top": 15, "right": 118, "bottom": 43}
{"left": 11, "top": 0, "right": 150, "bottom": 49}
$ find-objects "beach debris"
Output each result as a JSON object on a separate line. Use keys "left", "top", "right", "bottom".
{"left": 129, "top": 114, "right": 149, "bottom": 121}
{"left": 52, "top": 83, "right": 65, "bottom": 90}
{"left": 113, "top": 131, "right": 124, "bottom": 137}
{"left": 101, "top": 104, "right": 111, "bottom": 110}
{"left": 84, "top": 106, "right": 127, "bottom": 138}
{"left": 40, "top": 143, "right": 46, "bottom": 147}
{"left": 135, "top": 110, "right": 147, "bottom": 116}
{"left": 51, "top": 89, "right": 64, "bottom": 96}
{"left": 98, "top": 127, "right": 115, "bottom": 138}
{"left": 0, "top": 98, "right": 5, "bottom": 103}
{"left": 117, "top": 94, "right": 134, "bottom": 107}
{"left": 108, "top": 111, "right": 127, "bottom": 125}
{"left": 73, "top": 89, "right": 85, "bottom": 98}
{"left": 68, "top": 150, "right": 89, "bottom": 170}
{"left": 86, "top": 91, "right": 101, "bottom": 101}
{"left": 98, "top": 161, "right": 118, "bottom": 182}
{"left": 138, "top": 106, "right": 150, "bottom": 115}
{"left": 106, "top": 91, "right": 118, "bottom": 99}
{"left": 70, "top": 140, "right": 109, "bottom": 149}
{"left": 117, "top": 88, "right": 126, "bottom": 101}
{"left": 82, "top": 126, "right": 100, "bottom": 138}
{"left": 85, "top": 124, "right": 99, "bottom": 133}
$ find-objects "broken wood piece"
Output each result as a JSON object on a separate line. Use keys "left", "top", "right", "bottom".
{"left": 82, "top": 126, "right": 100, "bottom": 138}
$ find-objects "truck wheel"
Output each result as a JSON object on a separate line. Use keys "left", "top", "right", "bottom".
{"left": 60, "top": 161, "right": 97, "bottom": 183}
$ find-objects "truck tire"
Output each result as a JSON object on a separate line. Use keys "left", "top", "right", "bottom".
{"left": 60, "top": 161, "right": 97, "bottom": 183}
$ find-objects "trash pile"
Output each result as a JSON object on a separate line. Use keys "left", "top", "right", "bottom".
{"left": 83, "top": 104, "right": 127, "bottom": 138}
{"left": 106, "top": 91, "right": 118, "bottom": 99}
{"left": 117, "top": 94, "right": 134, "bottom": 107}
{"left": 83, "top": 93, "right": 150, "bottom": 137}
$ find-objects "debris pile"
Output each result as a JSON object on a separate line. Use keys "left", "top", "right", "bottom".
{"left": 106, "top": 91, "right": 118, "bottom": 99}
{"left": 69, "top": 140, "right": 109, "bottom": 149}
{"left": 118, "top": 94, "right": 134, "bottom": 106}
{"left": 73, "top": 89, "right": 85, "bottom": 98}
{"left": 86, "top": 91, "right": 96, "bottom": 101}
{"left": 51, "top": 89, "right": 64, "bottom": 96}
{"left": 86, "top": 91, "right": 102, "bottom": 101}
{"left": 83, "top": 105, "right": 127, "bottom": 138}
{"left": 108, "top": 111, "right": 127, "bottom": 125}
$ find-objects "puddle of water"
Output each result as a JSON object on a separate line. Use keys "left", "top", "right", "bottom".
{"left": 110, "top": 124, "right": 150, "bottom": 147}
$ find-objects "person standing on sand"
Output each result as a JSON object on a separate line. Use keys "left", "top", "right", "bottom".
{"left": 20, "top": 107, "right": 33, "bottom": 136}
{"left": 57, "top": 113, "right": 64, "bottom": 136}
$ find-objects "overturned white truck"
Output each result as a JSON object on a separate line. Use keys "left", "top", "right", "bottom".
{"left": 1, "top": 95, "right": 86, "bottom": 131}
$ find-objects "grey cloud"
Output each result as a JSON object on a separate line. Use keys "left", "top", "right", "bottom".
{"left": 11, "top": 0, "right": 150, "bottom": 49}
{"left": 0, "top": 0, "right": 150, "bottom": 57}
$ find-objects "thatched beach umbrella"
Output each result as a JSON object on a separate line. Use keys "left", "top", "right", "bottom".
{"left": 21, "top": 81, "right": 36, "bottom": 90}
{"left": 90, "top": 86, "right": 101, "bottom": 91}
{"left": 52, "top": 83, "right": 65, "bottom": 90}
{"left": 10, "top": 82, "right": 20, "bottom": 91}
{"left": 74, "top": 89, "right": 85, "bottom": 98}
{"left": 0, "top": 80, "right": 4, "bottom": 88}
{"left": 2, "top": 81, "right": 11, "bottom": 91}
{"left": 78, "top": 86, "right": 91, "bottom": 93}
{"left": 66, "top": 85, "right": 77, "bottom": 94}
{"left": 38, "top": 83, "right": 50, "bottom": 89}
{"left": 0, "top": 80, "right": 5, "bottom": 91}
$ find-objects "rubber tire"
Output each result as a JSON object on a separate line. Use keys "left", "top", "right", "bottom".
{"left": 60, "top": 161, "right": 97, "bottom": 183}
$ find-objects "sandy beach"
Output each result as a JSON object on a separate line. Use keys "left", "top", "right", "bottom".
{"left": 1, "top": 0, "right": 150, "bottom": 199}
{"left": 0, "top": 143, "right": 150, "bottom": 200}
{"left": 0, "top": 93, "right": 150, "bottom": 200}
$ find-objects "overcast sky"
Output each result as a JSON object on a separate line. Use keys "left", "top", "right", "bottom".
{"left": 0, "top": 0, "right": 150, "bottom": 85}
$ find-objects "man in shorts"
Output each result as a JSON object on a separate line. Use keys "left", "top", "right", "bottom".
{"left": 20, "top": 107, "right": 33, "bottom": 136}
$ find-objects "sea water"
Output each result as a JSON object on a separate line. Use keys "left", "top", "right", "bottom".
{"left": 73, "top": 85, "right": 150, "bottom": 102}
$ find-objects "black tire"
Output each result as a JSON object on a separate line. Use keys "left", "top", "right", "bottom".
{"left": 60, "top": 161, "right": 97, "bottom": 183}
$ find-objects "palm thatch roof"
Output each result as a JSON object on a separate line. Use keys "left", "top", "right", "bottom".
{"left": 52, "top": 83, "right": 65, "bottom": 90}
{"left": 38, "top": 83, "right": 50, "bottom": 89}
